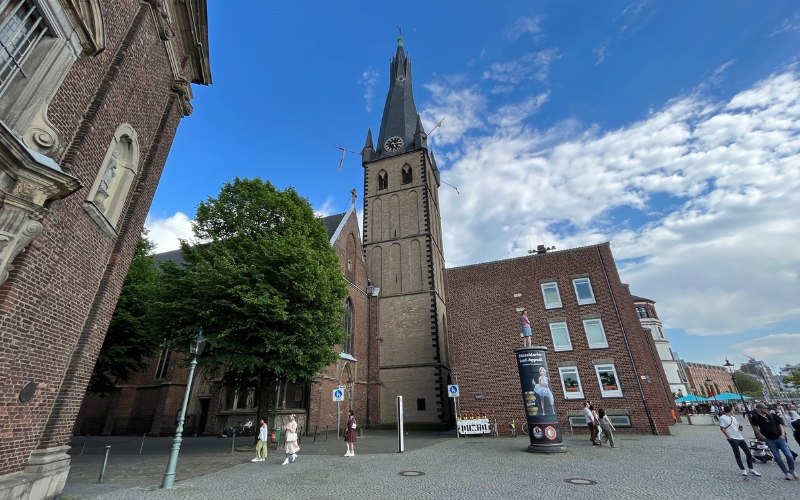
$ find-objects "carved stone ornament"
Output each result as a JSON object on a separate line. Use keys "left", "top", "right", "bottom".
{"left": 146, "top": 0, "right": 175, "bottom": 41}
{"left": 0, "top": 124, "right": 81, "bottom": 287}
{"left": 171, "top": 79, "right": 194, "bottom": 116}
{"left": 59, "top": 0, "right": 107, "bottom": 55}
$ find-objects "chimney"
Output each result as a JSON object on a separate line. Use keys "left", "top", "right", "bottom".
{"left": 536, "top": 244, "right": 547, "bottom": 254}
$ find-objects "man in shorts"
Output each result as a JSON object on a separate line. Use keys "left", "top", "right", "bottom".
{"left": 519, "top": 309, "right": 532, "bottom": 348}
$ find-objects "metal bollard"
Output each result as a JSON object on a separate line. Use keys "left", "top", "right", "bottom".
{"left": 313, "top": 426, "right": 317, "bottom": 443}
{"left": 231, "top": 433, "right": 235, "bottom": 454}
{"left": 297, "top": 427, "right": 302, "bottom": 445}
{"left": 80, "top": 435, "right": 88, "bottom": 455}
{"left": 325, "top": 426, "right": 328, "bottom": 442}
{"left": 98, "top": 446, "right": 110, "bottom": 484}
{"left": 139, "top": 433, "right": 146, "bottom": 455}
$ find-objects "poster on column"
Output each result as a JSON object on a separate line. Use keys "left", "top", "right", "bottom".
{"left": 514, "top": 347, "right": 564, "bottom": 451}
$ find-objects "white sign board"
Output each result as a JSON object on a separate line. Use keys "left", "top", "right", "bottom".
{"left": 447, "top": 385, "right": 460, "bottom": 398}
{"left": 338, "top": 384, "right": 346, "bottom": 390}
{"left": 333, "top": 388, "right": 344, "bottom": 402}
{"left": 457, "top": 418, "right": 491, "bottom": 435}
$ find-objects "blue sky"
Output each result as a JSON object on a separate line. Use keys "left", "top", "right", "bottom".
{"left": 146, "top": 1, "right": 800, "bottom": 372}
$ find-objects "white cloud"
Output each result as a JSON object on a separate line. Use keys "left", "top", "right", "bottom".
{"left": 504, "top": 17, "right": 544, "bottom": 41}
{"left": 594, "top": 40, "right": 610, "bottom": 65}
{"left": 359, "top": 68, "right": 379, "bottom": 113}
{"left": 488, "top": 93, "right": 549, "bottom": 128}
{"left": 769, "top": 12, "right": 800, "bottom": 37}
{"left": 730, "top": 334, "right": 800, "bottom": 366}
{"left": 314, "top": 197, "right": 336, "bottom": 217}
{"left": 438, "top": 65, "right": 800, "bottom": 339}
{"left": 145, "top": 212, "right": 194, "bottom": 252}
{"left": 420, "top": 83, "right": 487, "bottom": 146}
{"left": 482, "top": 49, "right": 562, "bottom": 92}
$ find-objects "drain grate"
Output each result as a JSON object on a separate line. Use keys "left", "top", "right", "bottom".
{"left": 398, "top": 471, "right": 426, "bottom": 477}
{"left": 564, "top": 478, "right": 597, "bottom": 486}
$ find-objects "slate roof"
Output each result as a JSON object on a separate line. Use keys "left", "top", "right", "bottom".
{"left": 376, "top": 41, "right": 420, "bottom": 159}
{"left": 631, "top": 295, "right": 655, "bottom": 303}
{"left": 321, "top": 213, "right": 346, "bottom": 240}
{"left": 152, "top": 249, "right": 186, "bottom": 266}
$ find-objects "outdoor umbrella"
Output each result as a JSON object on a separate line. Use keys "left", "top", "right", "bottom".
{"left": 674, "top": 394, "right": 710, "bottom": 403}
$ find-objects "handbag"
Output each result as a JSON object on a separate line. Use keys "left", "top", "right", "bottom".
{"left": 286, "top": 431, "right": 297, "bottom": 443}
{"left": 352, "top": 422, "right": 357, "bottom": 429}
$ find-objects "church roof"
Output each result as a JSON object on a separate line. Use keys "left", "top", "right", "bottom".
{"left": 321, "top": 213, "right": 346, "bottom": 240}
{"left": 376, "top": 37, "right": 421, "bottom": 159}
{"left": 153, "top": 248, "right": 187, "bottom": 266}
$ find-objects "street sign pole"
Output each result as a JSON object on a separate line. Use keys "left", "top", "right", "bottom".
{"left": 397, "top": 396, "right": 404, "bottom": 453}
{"left": 337, "top": 401, "right": 340, "bottom": 440}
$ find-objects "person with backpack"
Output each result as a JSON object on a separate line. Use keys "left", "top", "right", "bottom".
{"left": 345, "top": 410, "right": 357, "bottom": 457}
{"left": 719, "top": 405, "right": 760, "bottom": 477}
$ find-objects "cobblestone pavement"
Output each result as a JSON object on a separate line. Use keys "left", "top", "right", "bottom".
{"left": 60, "top": 424, "right": 800, "bottom": 500}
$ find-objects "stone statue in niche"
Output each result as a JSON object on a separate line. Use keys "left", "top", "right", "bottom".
{"left": 246, "top": 388, "right": 255, "bottom": 409}
{"left": 93, "top": 150, "right": 118, "bottom": 211}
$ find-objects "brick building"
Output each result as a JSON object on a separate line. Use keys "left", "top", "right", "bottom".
{"left": 684, "top": 363, "right": 736, "bottom": 401}
{"left": 0, "top": 1, "right": 210, "bottom": 499}
{"left": 444, "top": 243, "right": 675, "bottom": 435}
{"left": 75, "top": 198, "right": 381, "bottom": 438}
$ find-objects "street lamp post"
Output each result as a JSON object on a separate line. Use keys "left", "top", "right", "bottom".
{"left": 724, "top": 358, "right": 747, "bottom": 411}
{"left": 161, "top": 331, "right": 207, "bottom": 490}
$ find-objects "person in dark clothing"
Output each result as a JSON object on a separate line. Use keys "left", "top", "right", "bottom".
{"left": 750, "top": 403, "right": 797, "bottom": 480}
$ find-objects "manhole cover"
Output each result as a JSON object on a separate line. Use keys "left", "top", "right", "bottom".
{"left": 564, "top": 478, "right": 597, "bottom": 485}
{"left": 398, "top": 471, "right": 426, "bottom": 477}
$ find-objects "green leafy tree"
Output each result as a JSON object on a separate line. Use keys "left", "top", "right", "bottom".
{"left": 734, "top": 372, "right": 763, "bottom": 397}
{"left": 88, "top": 233, "right": 163, "bottom": 396}
{"left": 784, "top": 369, "right": 800, "bottom": 387}
{"left": 156, "top": 178, "right": 348, "bottom": 419}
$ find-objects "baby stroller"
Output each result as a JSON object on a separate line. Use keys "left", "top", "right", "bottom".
{"left": 749, "top": 440, "right": 773, "bottom": 464}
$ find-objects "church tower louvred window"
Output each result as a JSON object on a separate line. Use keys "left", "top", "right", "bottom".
{"left": 378, "top": 170, "right": 388, "bottom": 190}
{"left": 402, "top": 165, "right": 412, "bottom": 184}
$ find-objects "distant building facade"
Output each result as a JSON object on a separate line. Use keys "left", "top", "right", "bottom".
{"left": 740, "top": 358, "right": 780, "bottom": 398}
{"left": 684, "top": 363, "right": 736, "bottom": 400}
{"left": 631, "top": 295, "right": 688, "bottom": 397}
{"left": 0, "top": 1, "right": 210, "bottom": 499}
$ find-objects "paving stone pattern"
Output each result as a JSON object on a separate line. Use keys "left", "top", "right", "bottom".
{"left": 60, "top": 425, "right": 800, "bottom": 500}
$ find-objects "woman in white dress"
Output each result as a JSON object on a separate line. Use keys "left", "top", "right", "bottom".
{"left": 282, "top": 414, "right": 300, "bottom": 465}
{"left": 533, "top": 367, "right": 555, "bottom": 415}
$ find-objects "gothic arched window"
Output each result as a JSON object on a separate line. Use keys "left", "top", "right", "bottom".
{"left": 342, "top": 298, "right": 353, "bottom": 355}
{"left": 378, "top": 170, "right": 388, "bottom": 190}
{"left": 402, "top": 165, "right": 412, "bottom": 184}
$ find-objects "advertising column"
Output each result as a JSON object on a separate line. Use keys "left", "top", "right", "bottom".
{"left": 514, "top": 346, "right": 566, "bottom": 453}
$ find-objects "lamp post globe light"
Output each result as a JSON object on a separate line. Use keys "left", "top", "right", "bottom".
{"left": 161, "top": 331, "right": 207, "bottom": 490}
{"left": 724, "top": 358, "right": 747, "bottom": 410}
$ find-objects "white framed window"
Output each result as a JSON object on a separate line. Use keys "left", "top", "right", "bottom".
{"left": 572, "top": 278, "right": 596, "bottom": 305}
{"left": 541, "top": 282, "right": 562, "bottom": 309}
{"left": 583, "top": 318, "right": 608, "bottom": 349}
{"left": 558, "top": 366, "right": 584, "bottom": 399}
{"left": 595, "top": 364, "right": 623, "bottom": 397}
{"left": 549, "top": 322, "right": 572, "bottom": 351}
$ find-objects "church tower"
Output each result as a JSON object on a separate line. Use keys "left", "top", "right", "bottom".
{"left": 362, "top": 35, "right": 451, "bottom": 428}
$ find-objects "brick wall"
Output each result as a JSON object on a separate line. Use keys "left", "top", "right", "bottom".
{"left": 685, "top": 363, "right": 738, "bottom": 399}
{"left": 0, "top": 1, "right": 198, "bottom": 477}
{"left": 444, "top": 243, "right": 673, "bottom": 436}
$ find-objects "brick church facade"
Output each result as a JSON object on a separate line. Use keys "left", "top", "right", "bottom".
{"left": 0, "top": 1, "right": 210, "bottom": 499}
{"left": 74, "top": 34, "right": 675, "bottom": 452}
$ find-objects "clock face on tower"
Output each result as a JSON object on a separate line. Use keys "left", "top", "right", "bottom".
{"left": 384, "top": 136, "right": 403, "bottom": 152}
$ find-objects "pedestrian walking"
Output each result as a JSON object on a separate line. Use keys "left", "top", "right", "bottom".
{"left": 789, "top": 410, "right": 800, "bottom": 449}
{"left": 282, "top": 414, "right": 299, "bottom": 465}
{"left": 719, "top": 406, "right": 760, "bottom": 477}
{"left": 251, "top": 418, "right": 268, "bottom": 463}
{"left": 583, "top": 401, "right": 600, "bottom": 446}
{"left": 750, "top": 403, "right": 797, "bottom": 480}
{"left": 597, "top": 409, "right": 617, "bottom": 448}
{"left": 519, "top": 309, "right": 532, "bottom": 348}
{"left": 344, "top": 410, "right": 357, "bottom": 457}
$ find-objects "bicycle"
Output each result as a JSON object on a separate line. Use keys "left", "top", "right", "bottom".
{"left": 521, "top": 421, "right": 529, "bottom": 435}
